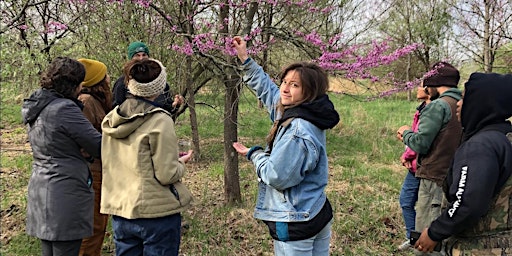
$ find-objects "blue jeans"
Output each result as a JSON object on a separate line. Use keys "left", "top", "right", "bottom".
{"left": 112, "top": 214, "right": 181, "bottom": 256}
{"left": 273, "top": 220, "right": 332, "bottom": 256}
{"left": 399, "top": 171, "right": 420, "bottom": 239}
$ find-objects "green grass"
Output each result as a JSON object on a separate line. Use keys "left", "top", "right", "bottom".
{"left": 1, "top": 90, "right": 421, "bottom": 255}
{"left": 1, "top": 79, "right": 28, "bottom": 129}
{"left": 2, "top": 234, "right": 41, "bottom": 255}
{"left": 1, "top": 104, "right": 22, "bottom": 129}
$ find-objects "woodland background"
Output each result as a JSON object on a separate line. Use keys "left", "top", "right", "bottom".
{"left": 1, "top": 0, "right": 511, "bottom": 255}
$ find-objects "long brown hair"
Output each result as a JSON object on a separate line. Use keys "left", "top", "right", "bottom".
{"left": 265, "top": 62, "right": 329, "bottom": 146}
{"left": 80, "top": 77, "right": 112, "bottom": 113}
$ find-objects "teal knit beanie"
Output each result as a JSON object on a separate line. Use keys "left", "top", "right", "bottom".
{"left": 127, "top": 41, "right": 150, "bottom": 59}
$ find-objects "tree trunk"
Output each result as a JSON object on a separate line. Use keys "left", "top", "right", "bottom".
{"left": 223, "top": 77, "right": 242, "bottom": 204}
{"left": 220, "top": 0, "right": 241, "bottom": 204}
{"left": 185, "top": 55, "right": 200, "bottom": 160}
{"left": 406, "top": 53, "right": 412, "bottom": 101}
{"left": 483, "top": 0, "right": 492, "bottom": 73}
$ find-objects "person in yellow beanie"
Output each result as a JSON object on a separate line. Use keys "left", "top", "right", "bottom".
{"left": 80, "top": 59, "right": 108, "bottom": 88}
{"left": 77, "top": 58, "right": 112, "bottom": 256}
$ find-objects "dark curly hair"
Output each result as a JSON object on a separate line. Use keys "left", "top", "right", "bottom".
{"left": 40, "top": 57, "right": 86, "bottom": 99}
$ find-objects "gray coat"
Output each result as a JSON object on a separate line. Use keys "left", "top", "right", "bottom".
{"left": 21, "top": 88, "right": 102, "bottom": 241}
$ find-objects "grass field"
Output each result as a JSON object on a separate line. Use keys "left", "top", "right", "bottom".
{"left": 1, "top": 88, "right": 420, "bottom": 255}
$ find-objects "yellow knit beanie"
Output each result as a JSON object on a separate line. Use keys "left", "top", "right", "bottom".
{"left": 78, "top": 58, "right": 107, "bottom": 87}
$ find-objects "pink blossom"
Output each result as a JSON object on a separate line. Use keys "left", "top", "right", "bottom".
{"left": 44, "top": 21, "right": 68, "bottom": 34}
{"left": 133, "top": 0, "right": 151, "bottom": 8}
{"left": 171, "top": 42, "right": 194, "bottom": 56}
{"left": 303, "top": 31, "right": 325, "bottom": 47}
{"left": 192, "top": 33, "right": 217, "bottom": 53}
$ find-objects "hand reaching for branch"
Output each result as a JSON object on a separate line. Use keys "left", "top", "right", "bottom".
{"left": 231, "top": 36, "right": 249, "bottom": 63}
{"left": 172, "top": 94, "right": 184, "bottom": 108}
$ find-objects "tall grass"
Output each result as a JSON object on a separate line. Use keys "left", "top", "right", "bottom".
{"left": 1, "top": 89, "right": 421, "bottom": 255}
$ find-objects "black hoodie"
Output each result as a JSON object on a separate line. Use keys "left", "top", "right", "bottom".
{"left": 428, "top": 73, "right": 512, "bottom": 241}
{"left": 461, "top": 73, "right": 512, "bottom": 140}
{"left": 280, "top": 94, "right": 340, "bottom": 130}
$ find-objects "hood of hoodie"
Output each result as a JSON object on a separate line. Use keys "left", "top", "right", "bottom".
{"left": 281, "top": 94, "right": 340, "bottom": 130}
{"left": 22, "top": 88, "right": 83, "bottom": 125}
{"left": 461, "top": 72, "right": 512, "bottom": 140}
{"left": 102, "top": 98, "right": 168, "bottom": 139}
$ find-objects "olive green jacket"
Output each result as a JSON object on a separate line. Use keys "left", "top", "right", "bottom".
{"left": 101, "top": 98, "right": 193, "bottom": 219}
{"left": 402, "top": 89, "right": 463, "bottom": 185}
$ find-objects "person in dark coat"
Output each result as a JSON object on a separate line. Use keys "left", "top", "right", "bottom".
{"left": 21, "top": 57, "right": 102, "bottom": 256}
{"left": 111, "top": 41, "right": 184, "bottom": 120}
{"left": 414, "top": 73, "right": 512, "bottom": 254}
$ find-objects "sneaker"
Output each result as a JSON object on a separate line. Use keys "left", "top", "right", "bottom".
{"left": 398, "top": 239, "right": 411, "bottom": 251}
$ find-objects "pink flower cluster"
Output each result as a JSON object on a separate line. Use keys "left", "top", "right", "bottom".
{"left": 171, "top": 42, "right": 194, "bottom": 56}
{"left": 133, "top": 0, "right": 151, "bottom": 8}
{"left": 45, "top": 21, "right": 68, "bottom": 34}
{"left": 421, "top": 62, "right": 445, "bottom": 80}
{"left": 88, "top": 0, "right": 425, "bottom": 99}
{"left": 316, "top": 40, "right": 421, "bottom": 82}
{"left": 373, "top": 60, "right": 450, "bottom": 100}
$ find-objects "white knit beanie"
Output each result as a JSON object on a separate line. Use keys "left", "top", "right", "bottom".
{"left": 127, "top": 58, "right": 166, "bottom": 97}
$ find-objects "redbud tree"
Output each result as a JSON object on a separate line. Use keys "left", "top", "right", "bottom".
{"left": 144, "top": 0, "right": 422, "bottom": 202}
{"left": 2, "top": 0, "right": 421, "bottom": 203}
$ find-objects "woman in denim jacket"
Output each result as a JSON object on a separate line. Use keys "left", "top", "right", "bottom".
{"left": 232, "top": 36, "right": 339, "bottom": 256}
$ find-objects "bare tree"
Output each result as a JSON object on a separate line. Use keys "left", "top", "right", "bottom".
{"left": 450, "top": 0, "right": 512, "bottom": 72}
{"left": 1, "top": 0, "right": 85, "bottom": 95}
{"left": 382, "top": 0, "right": 453, "bottom": 69}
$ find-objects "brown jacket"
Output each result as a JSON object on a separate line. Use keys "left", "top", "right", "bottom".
{"left": 78, "top": 93, "right": 106, "bottom": 172}
{"left": 416, "top": 96, "right": 462, "bottom": 186}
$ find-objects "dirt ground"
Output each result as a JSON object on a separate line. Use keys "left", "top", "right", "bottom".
{"left": 1, "top": 126, "right": 32, "bottom": 246}
{"left": 0, "top": 125, "right": 263, "bottom": 254}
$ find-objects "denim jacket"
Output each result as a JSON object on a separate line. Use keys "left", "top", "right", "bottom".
{"left": 242, "top": 59, "right": 338, "bottom": 222}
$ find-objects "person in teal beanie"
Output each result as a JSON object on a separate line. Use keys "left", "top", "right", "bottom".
{"left": 127, "top": 41, "right": 150, "bottom": 59}
{"left": 112, "top": 41, "right": 184, "bottom": 120}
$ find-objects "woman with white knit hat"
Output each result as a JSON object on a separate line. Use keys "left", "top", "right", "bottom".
{"left": 111, "top": 41, "right": 184, "bottom": 120}
{"left": 100, "top": 58, "right": 194, "bottom": 256}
